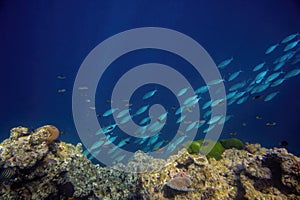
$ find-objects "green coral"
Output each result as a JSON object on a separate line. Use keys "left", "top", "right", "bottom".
{"left": 220, "top": 138, "right": 244, "bottom": 150}
{"left": 184, "top": 140, "right": 225, "bottom": 160}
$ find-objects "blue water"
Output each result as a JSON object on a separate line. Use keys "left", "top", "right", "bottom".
{"left": 0, "top": 0, "right": 299, "bottom": 159}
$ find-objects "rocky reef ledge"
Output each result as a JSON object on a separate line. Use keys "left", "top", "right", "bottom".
{"left": 0, "top": 126, "right": 299, "bottom": 200}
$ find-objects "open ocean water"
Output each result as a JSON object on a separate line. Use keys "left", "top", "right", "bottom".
{"left": 0, "top": 0, "right": 299, "bottom": 163}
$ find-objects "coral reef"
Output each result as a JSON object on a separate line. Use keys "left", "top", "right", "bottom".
{"left": 220, "top": 138, "right": 245, "bottom": 150}
{"left": 0, "top": 126, "right": 300, "bottom": 199}
{"left": 0, "top": 126, "right": 138, "bottom": 200}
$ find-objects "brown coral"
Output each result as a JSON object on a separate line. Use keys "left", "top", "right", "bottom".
{"left": 37, "top": 125, "right": 60, "bottom": 143}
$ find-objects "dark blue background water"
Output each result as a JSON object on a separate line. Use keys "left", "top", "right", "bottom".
{"left": 0, "top": 1, "right": 299, "bottom": 156}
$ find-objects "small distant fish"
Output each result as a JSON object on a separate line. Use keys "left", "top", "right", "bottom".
{"left": 228, "top": 70, "right": 242, "bottom": 81}
{"left": 186, "top": 121, "right": 198, "bottom": 132}
{"left": 218, "top": 57, "right": 233, "bottom": 69}
{"left": 177, "top": 87, "right": 189, "bottom": 97}
{"left": 171, "top": 105, "right": 177, "bottom": 110}
{"left": 265, "top": 43, "right": 279, "bottom": 54}
{"left": 284, "top": 40, "right": 300, "bottom": 52}
{"left": 78, "top": 86, "right": 89, "bottom": 90}
{"left": 279, "top": 140, "right": 288, "bottom": 147}
{"left": 106, "top": 99, "right": 113, "bottom": 103}
{"left": 207, "top": 79, "right": 224, "bottom": 86}
{"left": 207, "top": 115, "right": 222, "bottom": 125}
{"left": 264, "top": 91, "right": 279, "bottom": 102}
{"left": 273, "top": 62, "right": 285, "bottom": 71}
{"left": 251, "top": 83, "right": 270, "bottom": 94}
{"left": 57, "top": 89, "right": 66, "bottom": 93}
{"left": 253, "top": 62, "right": 266, "bottom": 72}
{"left": 143, "top": 89, "right": 158, "bottom": 100}
{"left": 281, "top": 33, "right": 299, "bottom": 44}
{"left": 265, "top": 71, "right": 283, "bottom": 83}
{"left": 266, "top": 122, "right": 276, "bottom": 126}
{"left": 117, "top": 108, "right": 131, "bottom": 118}
{"left": 183, "top": 95, "right": 198, "bottom": 106}
{"left": 175, "top": 106, "right": 185, "bottom": 115}
{"left": 252, "top": 95, "right": 263, "bottom": 100}
{"left": 135, "top": 105, "right": 149, "bottom": 116}
{"left": 89, "top": 106, "right": 96, "bottom": 110}
{"left": 211, "top": 98, "right": 225, "bottom": 107}
{"left": 195, "top": 85, "right": 208, "bottom": 94}
{"left": 176, "top": 115, "right": 186, "bottom": 123}
{"left": 229, "top": 80, "right": 247, "bottom": 91}
{"left": 85, "top": 99, "right": 91, "bottom": 103}
{"left": 242, "top": 122, "right": 247, "bottom": 127}
{"left": 202, "top": 100, "right": 212, "bottom": 110}
{"left": 255, "top": 69, "right": 269, "bottom": 84}
{"left": 103, "top": 108, "right": 119, "bottom": 117}
{"left": 236, "top": 95, "right": 249, "bottom": 104}
{"left": 119, "top": 115, "right": 132, "bottom": 124}
{"left": 226, "top": 91, "right": 237, "bottom": 100}
{"left": 256, "top": 115, "right": 262, "bottom": 120}
{"left": 57, "top": 75, "right": 66, "bottom": 79}
{"left": 157, "top": 112, "right": 168, "bottom": 122}
{"left": 140, "top": 117, "right": 151, "bottom": 125}
{"left": 124, "top": 103, "right": 133, "bottom": 107}
{"left": 284, "top": 69, "right": 300, "bottom": 79}
{"left": 270, "top": 78, "right": 285, "bottom": 87}
{"left": 117, "top": 137, "right": 131, "bottom": 148}
{"left": 229, "top": 131, "right": 237, "bottom": 136}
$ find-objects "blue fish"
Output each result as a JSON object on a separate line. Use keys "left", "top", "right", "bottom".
{"left": 104, "top": 136, "right": 118, "bottom": 145}
{"left": 253, "top": 62, "right": 265, "bottom": 72}
{"left": 229, "top": 80, "right": 247, "bottom": 91}
{"left": 177, "top": 87, "right": 189, "bottom": 97}
{"left": 251, "top": 83, "right": 270, "bottom": 94}
{"left": 236, "top": 95, "right": 249, "bottom": 104}
{"left": 211, "top": 98, "right": 225, "bottom": 107}
{"left": 207, "top": 115, "right": 222, "bottom": 125}
{"left": 143, "top": 89, "right": 158, "bottom": 100}
{"left": 185, "top": 121, "right": 197, "bottom": 132}
{"left": 278, "top": 51, "right": 296, "bottom": 63}
{"left": 119, "top": 115, "right": 132, "bottom": 124}
{"left": 273, "top": 62, "right": 285, "bottom": 71}
{"left": 284, "top": 69, "right": 300, "bottom": 79}
{"left": 184, "top": 95, "right": 198, "bottom": 106}
{"left": 103, "top": 108, "right": 119, "bottom": 117}
{"left": 265, "top": 71, "right": 283, "bottom": 83}
{"left": 135, "top": 105, "right": 149, "bottom": 115}
{"left": 176, "top": 115, "right": 186, "bottom": 123}
{"left": 265, "top": 43, "right": 279, "bottom": 54}
{"left": 203, "top": 110, "right": 212, "bottom": 119}
{"left": 173, "top": 135, "right": 187, "bottom": 146}
{"left": 195, "top": 85, "right": 208, "bottom": 94}
{"left": 270, "top": 78, "right": 285, "bottom": 87}
{"left": 175, "top": 106, "right": 185, "bottom": 115}
{"left": 228, "top": 70, "right": 242, "bottom": 81}
{"left": 153, "top": 140, "right": 164, "bottom": 150}
{"left": 139, "top": 117, "right": 151, "bottom": 125}
{"left": 207, "top": 79, "right": 224, "bottom": 86}
{"left": 281, "top": 33, "right": 299, "bottom": 43}
{"left": 226, "top": 91, "right": 237, "bottom": 100}
{"left": 255, "top": 69, "right": 269, "bottom": 84}
{"left": 148, "top": 133, "right": 160, "bottom": 145}
{"left": 203, "top": 124, "right": 216, "bottom": 133}
{"left": 117, "top": 137, "right": 131, "bottom": 148}
{"left": 233, "top": 91, "right": 246, "bottom": 99}
{"left": 284, "top": 40, "right": 300, "bottom": 52}
{"left": 157, "top": 112, "right": 168, "bottom": 122}
{"left": 117, "top": 108, "right": 131, "bottom": 118}
{"left": 202, "top": 100, "right": 212, "bottom": 110}
{"left": 264, "top": 91, "right": 280, "bottom": 102}
{"left": 218, "top": 57, "right": 233, "bottom": 69}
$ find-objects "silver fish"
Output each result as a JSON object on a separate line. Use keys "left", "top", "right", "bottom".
{"left": 218, "top": 57, "right": 233, "bottom": 69}
{"left": 265, "top": 43, "right": 279, "bottom": 54}
{"left": 143, "top": 89, "right": 158, "bottom": 100}
{"left": 264, "top": 91, "right": 279, "bottom": 102}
